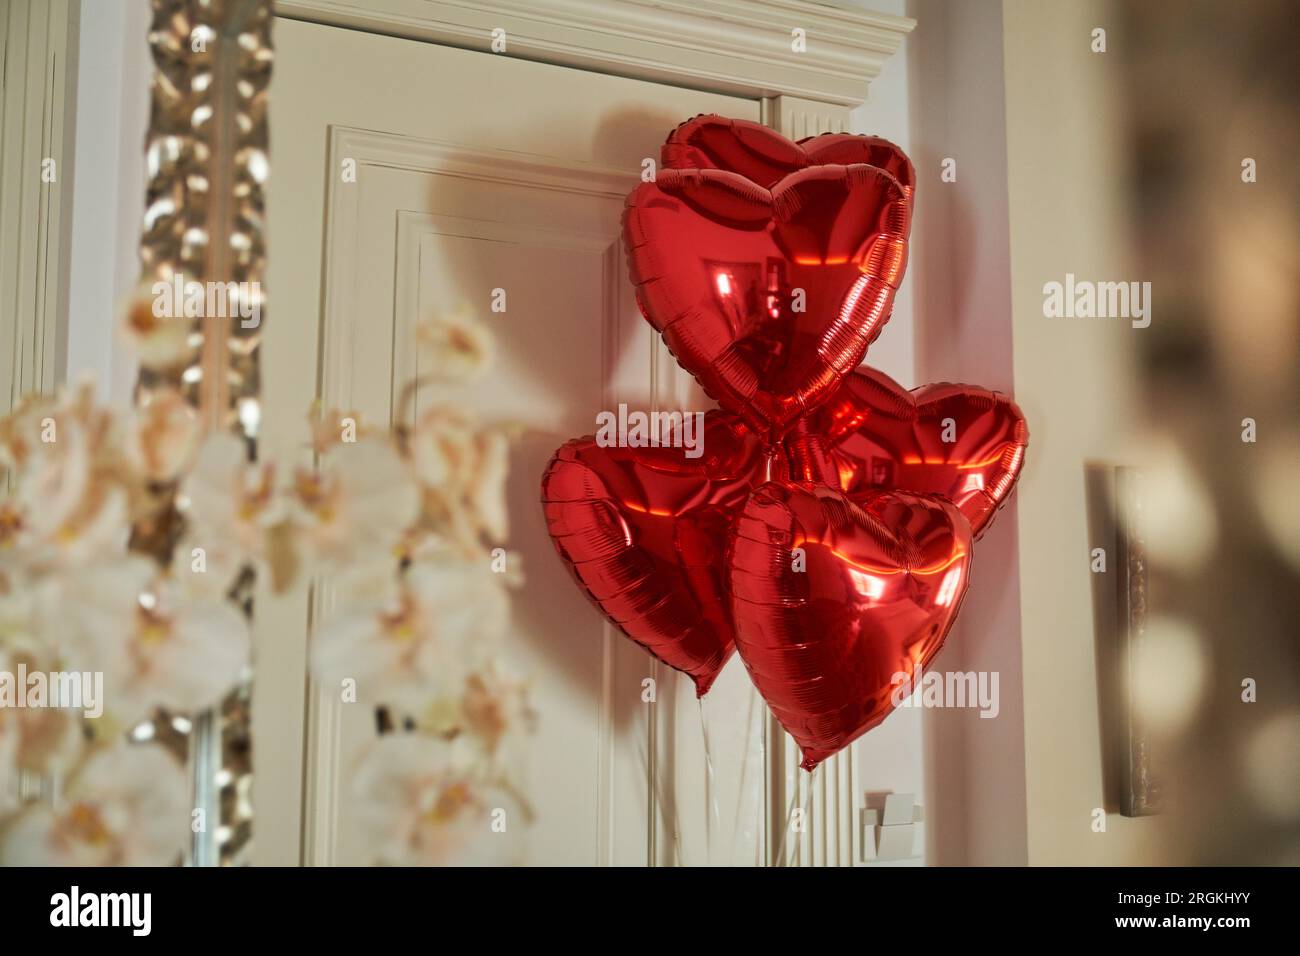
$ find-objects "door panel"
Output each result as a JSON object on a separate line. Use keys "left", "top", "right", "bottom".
{"left": 263, "top": 16, "right": 761, "bottom": 865}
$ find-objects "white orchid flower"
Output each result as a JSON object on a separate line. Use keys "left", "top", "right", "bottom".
{"left": 0, "top": 743, "right": 189, "bottom": 866}
{"left": 38, "top": 557, "right": 249, "bottom": 723}
{"left": 348, "top": 733, "right": 523, "bottom": 867}
{"left": 311, "top": 557, "right": 508, "bottom": 714}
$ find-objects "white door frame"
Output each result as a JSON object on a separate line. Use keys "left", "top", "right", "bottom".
{"left": 275, "top": 0, "right": 914, "bottom": 867}
{"left": 0, "top": 0, "right": 79, "bottom": 411}
{"left": 275, "top": 0, "right": 911, "bottom": 108}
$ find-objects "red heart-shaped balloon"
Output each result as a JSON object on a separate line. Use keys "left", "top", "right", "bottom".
{"left": 541, "top": 411, "right": 769, "bottom": 695}
{"left": 662, "top": 115, "right": 915, "bottom": 227}
{"left": 809, "top": 367, "right": 1028, "bottom": 539}
{"left": 624, "top": 141, "right": 910, "bottom": 439}
{"left": 729, "top": 480, "right": 973, "bottom": 770}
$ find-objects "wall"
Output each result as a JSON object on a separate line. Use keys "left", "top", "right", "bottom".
{"left": 893, "top": 0, "right": 1030, "bottom": 865}
{"left": 64, "top": 0, "right": 148, "bottom": 402}
{"left": 1001, "top": 0, "right": 1146, "bottom": 864}
{"left": 845, "top": 0, "right": 1035, "bottom": 866}
{"left": 882, "top": 0, "right": 1152, "bottom": 868}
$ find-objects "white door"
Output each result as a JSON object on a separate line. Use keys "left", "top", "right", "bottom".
{"left": 260, "top": 16, "right": 766, "bottom": 865}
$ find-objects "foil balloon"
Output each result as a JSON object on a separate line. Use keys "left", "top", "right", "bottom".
{"left": 730, "top": 439, "right": 973, "bottom": 769}
{"left": 624, "top": 115, "right": 912, "bottom": 439}
{"left": 661, "top": 114, "right": 916, "bottom": 231}
{"left": 809, "top": 366, "right": 1029, "bottom": 539}
{"left": 541, "top": 410, "right": 768, "bottom": 696}
{"left": 542, "top": 114, "right": 1026, "bottom": 765}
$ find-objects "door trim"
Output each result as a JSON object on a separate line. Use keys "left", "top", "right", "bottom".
{"left": 307, "top": 124, "right": 649, "bottom": 865}
{"left": 0, "top": 0, "right": 78, "bottom": 410}
{"left": 276, "top": 0, "right": 914, "bottom": 108}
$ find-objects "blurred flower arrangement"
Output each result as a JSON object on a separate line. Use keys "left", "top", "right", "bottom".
{"left": 0, "top": 304, "right": 532, "bottom": 866}
{"left": 0, "top": 375, "right": 225, "bottom": 864}
{"left": 307, "top": 307, "right": 536, "bottom": 866}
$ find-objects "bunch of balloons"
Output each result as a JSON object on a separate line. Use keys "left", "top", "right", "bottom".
{"left": 542, "top": 116, "right": 1027, "bottom": 770}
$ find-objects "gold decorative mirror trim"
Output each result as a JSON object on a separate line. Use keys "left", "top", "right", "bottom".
{"left": 135, "top": 0, "right": 274, "bottom": 866}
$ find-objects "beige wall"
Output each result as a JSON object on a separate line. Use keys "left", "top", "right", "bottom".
{"left": 908, "top": 0, "right": 1165, "bottom": 865}
{"left": 1002, "top": 0, "right": 1152, "bottom": 864}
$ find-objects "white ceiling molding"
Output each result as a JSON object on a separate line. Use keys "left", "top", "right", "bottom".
{"left": 276, "top": 0, "right": 915, "bottom": 107}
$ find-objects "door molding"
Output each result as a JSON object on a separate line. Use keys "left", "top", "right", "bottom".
{"left": 307, "top": 123, "right": 651, "bottom": 865}
{"left": 0, "top": 0, "right": 79, "bottom": 409}
{"left": 276, "top": 0, "right": 914, "bottom": 108}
